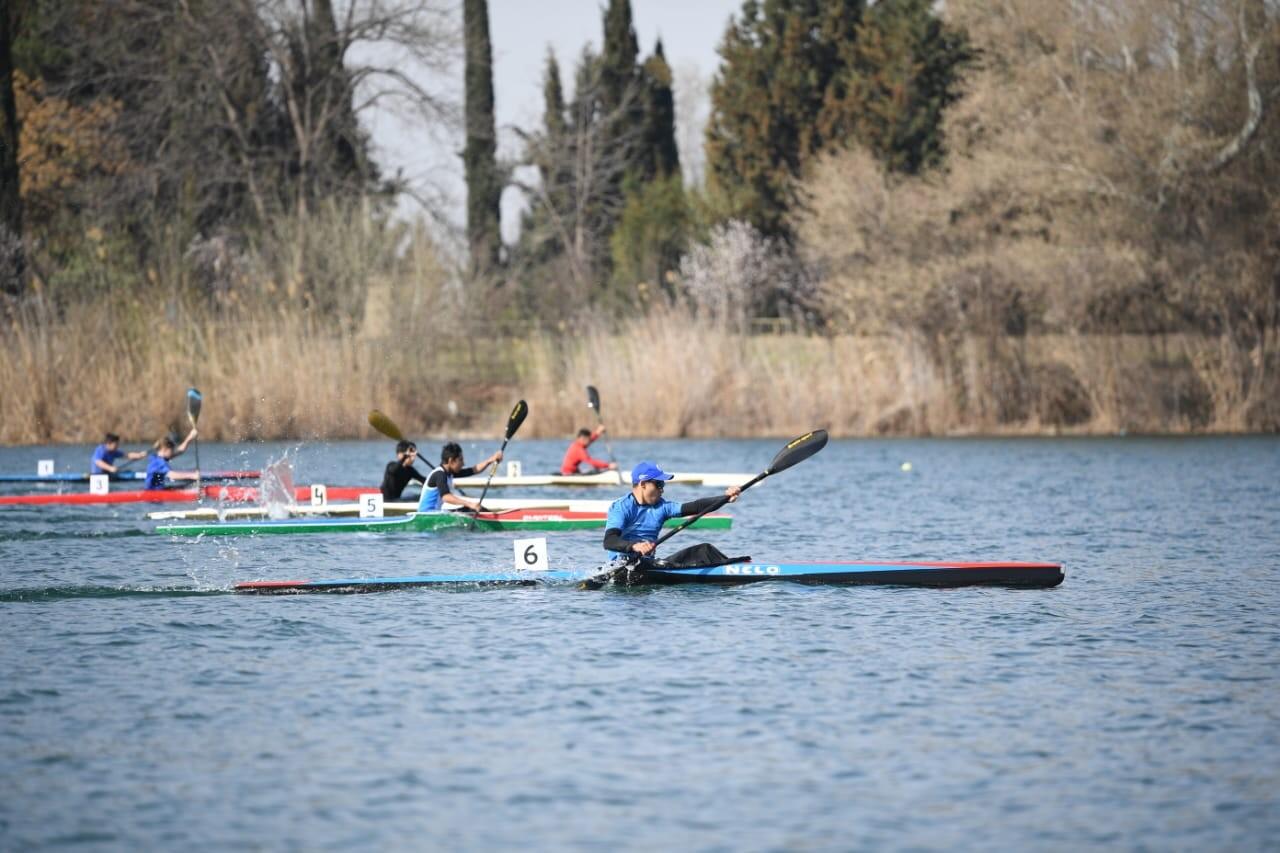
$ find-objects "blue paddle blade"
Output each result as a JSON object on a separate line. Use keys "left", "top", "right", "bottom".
{"left": 187, "top": 388, "right": 203, "bottom": 424}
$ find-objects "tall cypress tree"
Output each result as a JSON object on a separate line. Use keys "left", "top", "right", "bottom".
{"left": 464, "top": 0, "right": 501, "bottom": 276}
{"left": 0, "top": 0, "right": 25, "bottom": 298}
{"left": 600, "top": 0, "right": 640, "bottom": 120}
{"left": 640, "top": 39, "right": 679, "bottom": 181}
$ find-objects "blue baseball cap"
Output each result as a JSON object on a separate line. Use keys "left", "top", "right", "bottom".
{"left": 631, "top": 461, "right": 674, "bottom": 485}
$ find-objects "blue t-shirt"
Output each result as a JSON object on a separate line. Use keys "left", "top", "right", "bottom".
{"left": 145, "top": 454, "right": 171, "bottom": 490}
{"left": 604, "top": 493, "right": 682, "bottom": 556}
{"left": 91, "top": 445, "right": 124, "bottom": 474}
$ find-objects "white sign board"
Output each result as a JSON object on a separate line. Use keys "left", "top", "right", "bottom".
{"left": 514, "top": 537, "right": 549, "bottom": 572}
{"left": 310, "top": 484, "right": 327, "bottom": 506}
{"left": 506, "top": 460, "right": 523, "bottom": 478}
{"left": 37, "top": 459, "right": 55, "bottom": 477}
{"left": 359, "top": 493, "right": 384, "bottom": 518}
{"left": 88, "top": 474, "right": 110, "bottom": 495}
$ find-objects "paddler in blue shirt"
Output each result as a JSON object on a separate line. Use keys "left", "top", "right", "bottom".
{"left": 90, "top": 433, "right": 148, "bottom": 475}
{"left": 417, "top": 441, "right": 503, "bottom": 512}
{"left": 144, "top": 428, "right": 199, "bottom": 489}
{"left": 602, "top": 461, "right": 741, "bottom": 559}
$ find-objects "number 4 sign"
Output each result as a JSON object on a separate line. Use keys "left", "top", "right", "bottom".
{"left": 513, "top": 537, "right": 549, "bottom": 572}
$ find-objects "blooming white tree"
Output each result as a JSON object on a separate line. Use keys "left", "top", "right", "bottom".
{"left": 677, "top": 219, "right": 815, "bottom": 329}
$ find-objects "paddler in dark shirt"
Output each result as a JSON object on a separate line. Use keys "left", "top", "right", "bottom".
{"left": 380, "top": 440, "right": 426, "bottom": 501}
{"left": 417, "top": 441, "right": 503, "bottom": 512}
{"left": 602, "top": 461, "right": 741, "bottom": 559}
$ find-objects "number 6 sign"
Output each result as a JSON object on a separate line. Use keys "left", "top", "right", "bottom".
{"left": 513, "top": 537, "right": 548, "bottom": 572}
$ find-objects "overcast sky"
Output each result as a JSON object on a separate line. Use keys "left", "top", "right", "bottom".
{"left": 364, "top": 0, "right": 745, "bottom": 237}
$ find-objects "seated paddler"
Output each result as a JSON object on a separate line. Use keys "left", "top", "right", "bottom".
{"left": 602, "top": 461, "right": 741, "bottom": 562}
{"left": 417, "top": 441, "right": 503, "bottom": 513}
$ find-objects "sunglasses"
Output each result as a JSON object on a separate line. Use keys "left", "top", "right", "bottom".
{"left": 646, "top": 479, "right": 665, "bottom": 491}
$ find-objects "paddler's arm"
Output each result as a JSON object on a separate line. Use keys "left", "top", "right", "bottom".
{"left": 472, "top": 450, "right": 503, "bottom": 474}
{"left": 442, "top": 491, "right": 481, "bottom": 511}
{"left": 173, "top": 428, "right": 198, "bottom": 457}
{"left": 677, "top": 486, "right": 741, "bottom": 516}
{"left": 603, "top": 528, "right": 654, "bottom": 555}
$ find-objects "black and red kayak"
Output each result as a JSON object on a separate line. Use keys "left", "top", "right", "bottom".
{"left": 235, "top": 560, "right": 1064, "bottom": 594}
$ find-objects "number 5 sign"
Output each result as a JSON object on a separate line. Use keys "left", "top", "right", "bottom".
{"left": 513, "top": 537, "right": 548, "bottom": 572}
{"left": 359, "top": 493, "right": 384, "bottom": 518}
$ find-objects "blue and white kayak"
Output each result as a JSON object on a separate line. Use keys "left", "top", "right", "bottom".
{"left": 235, "top": 560, "right": 1064, "bottom": 594}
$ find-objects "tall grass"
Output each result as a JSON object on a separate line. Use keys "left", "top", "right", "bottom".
{"left": 2, "top": 299, "right": 1274, "bottom": 444}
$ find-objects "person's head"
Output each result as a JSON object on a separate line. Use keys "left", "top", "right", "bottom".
{"left": 576, "top": 428, "right": 592, "bottom": 446}
{"left": 440, "top": 441, "right": 465, "bottom": 472}
{"left": 104, "top": 432, "right": 120, "bottom": 450}
{"left": 630, "top": 461, "right": 673, "bottom": 505}
{"left": 156, "top": 436, "right": 176, "bottom": 459}
{"left": 396, "top": 440, "right": 418, "bottom": 463}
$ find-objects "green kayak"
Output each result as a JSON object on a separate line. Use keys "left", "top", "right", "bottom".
{"left": 155, "top": 508, "right": 732, "bottom": 537}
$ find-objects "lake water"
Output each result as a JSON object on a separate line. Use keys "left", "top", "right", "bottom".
{"left": 1, "top": 436, "right": 1277, "bottom": 849}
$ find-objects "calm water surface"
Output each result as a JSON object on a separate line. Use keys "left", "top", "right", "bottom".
{"left": 1, "top": 437, "right": 1278, "bottom": 850}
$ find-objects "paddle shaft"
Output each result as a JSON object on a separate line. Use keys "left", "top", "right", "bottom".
{"left": 471, "top": 400, "right": 528, "bottom": 517}
{"left": 586, "top": 388, "right": 618, "bottom": 468}
{"left": 650, "top": 470, "right": 767, "bottom": 550}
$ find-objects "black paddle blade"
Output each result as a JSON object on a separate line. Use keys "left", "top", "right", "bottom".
{"left": 586, "top": 385, "right": 601, "bottom": 413}
{"left": 766, "top": 429, "right": 828, "bottom": 476}
{"left": 505, "top": 400, "right": 529, "bottom": 439}
{"left": 186, "top": 388, "right": 203, "bottom": 425}
{"left": 368, "top": 409, "right": 406, "bottom": 441}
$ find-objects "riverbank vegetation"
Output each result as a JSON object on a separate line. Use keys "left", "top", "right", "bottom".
{"left": 1, "top": 0, "right": 1276, "bottom": 443}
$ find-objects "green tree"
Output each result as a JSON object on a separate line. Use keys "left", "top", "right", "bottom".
{"left": 464, "top": 0, "right": 501, "bottom": 277}
{"left": 1, "top": 0, "right": 24, "bottom": 299}
{"left": 639, "top": 39, "right": 679, "bottom": 182}
{"left": 705, "top": 0, "right": 867, "bottom": 241}
{"left": 818, "top": 0, "right": 973, "bottom": 174}
{"left": 609, "top": 173, "right": 691, "bottom": 304}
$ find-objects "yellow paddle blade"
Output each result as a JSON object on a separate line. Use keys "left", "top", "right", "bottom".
{"left": 368, "top": 409, "right": 405, "bottom": 441}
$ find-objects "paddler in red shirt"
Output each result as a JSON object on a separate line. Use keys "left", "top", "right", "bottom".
{"left": 560, "top": 427, "right": 618, "bottom": 475}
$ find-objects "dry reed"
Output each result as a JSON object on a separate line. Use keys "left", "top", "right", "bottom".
{"left": 2, "top": 301, "right": 1274, "bottom": 444}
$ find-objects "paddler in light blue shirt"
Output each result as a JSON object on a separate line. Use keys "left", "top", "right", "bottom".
{"left": 144, "top": 428, "right": 199, "bottom": 489}
{"left": 90, "top": 433, "right": 147, "bottom": 475}
{"left": 602, "top": 461, "right": 741, "bottom": 558}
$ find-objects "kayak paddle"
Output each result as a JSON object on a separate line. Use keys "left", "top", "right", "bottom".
{"left": 368, "top": 409, "right": 407, "bottom": 442}
{"left": 585, "top": 385, "right": 619, "bottom": 470}
{"left": 472, "top": 400, "right": 528, "bottom": 520}
{"left": 579, "top": 428, "right": 829, "bottom": 589}
{"left": 187, "top": 388, "right": 203, "bottom": 483}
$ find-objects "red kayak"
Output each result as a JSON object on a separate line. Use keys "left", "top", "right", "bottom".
{"left": 0, "top": 485, "right": 379, "bottom": 506}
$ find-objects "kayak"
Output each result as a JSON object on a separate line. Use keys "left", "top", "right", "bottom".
{"left": 0, "top": 469, "right": 259, "bottom": 483}
{"left": 146, "top": 498, "right": 616, "bottom": 520}
{"left": 234, "top": 560, "right": 1064, "bottom": 593}
{"left": 0, "top": 484, "right": 375, "bottom": 507}
{"left": 158, "top": 509, "right": 733, "bottom": 537}
{"left": 451, "top": 470, "right": 752, "bottom": 488}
